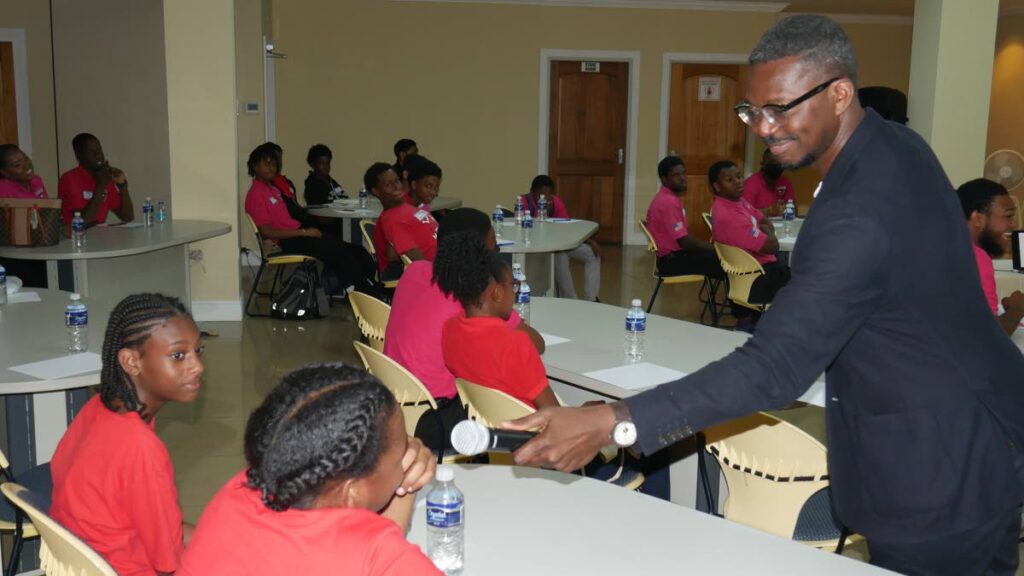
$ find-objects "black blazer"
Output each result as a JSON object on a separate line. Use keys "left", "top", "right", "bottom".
{"left": 625, "top": 110, "right": 1024, "bottom": 543}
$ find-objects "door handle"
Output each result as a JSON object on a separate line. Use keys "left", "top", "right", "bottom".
{"left": 617, "top": 148, "right": 624, "bottom": 164}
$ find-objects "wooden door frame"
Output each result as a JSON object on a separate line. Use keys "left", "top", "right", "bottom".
{"left": 539, "top": 49, "right": 642, "bottom": 245}
{"left": 658, "top": 52, "right": 756, "bottom": 181}
{"left": 0, "top": 28, "right": 33, "bottom": 156}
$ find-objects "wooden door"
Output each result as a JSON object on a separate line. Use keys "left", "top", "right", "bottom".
{"left": 548, "top": 60, "right": 627, "bottom": 244}
{"left": 0, "top": 42, "right": 19, "bottom": 145}
{"left": 668, "top": 64, "right": 747, "bottom": 241}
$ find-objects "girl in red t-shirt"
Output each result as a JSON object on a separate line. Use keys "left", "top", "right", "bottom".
{"left": 179, "top": 364, "right": 439, "bottom": 575}
{"left": 50, "top": 293, "right": 204, "bottom": 575}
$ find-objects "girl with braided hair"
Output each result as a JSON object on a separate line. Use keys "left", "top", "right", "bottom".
{"left": 50, "top": 293, "right": 203, "bottom": 575}
{"left": 438, "top": 231, "right": 559, "bottom": 409}
{"left": 178, "top": 363, "right": 439, "bottom": 575}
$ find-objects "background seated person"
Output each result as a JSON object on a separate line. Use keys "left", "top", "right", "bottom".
{"left": 384, "top": 208, "right": 543, "bottom": 451}
{"left": 245, "top": 143, "right": 378, "bottom": 296}
{"left": 710, "top": 160, "right": 790, "bottom": 307}
{"left": 438, "top": 232, "right": 558, "bottom": 410}
{"left": 0, "top": 144, "right": 48, "bottom": 198}
{"left": 646, "top": 156, "right": 723, "bottom": 279}
{"left": 743, "top": 149, "right": 795, "bottom": 217}
{"left": 957, "top": 178, "right": 1024, "bottom": 336}
{"left": 58, "top": 132, "right": 135, "bottom": 225}
{"left": 393, "top": 138, "right": 418, "bottom": 176}
{"left": 367, "top": 163, "right": 439, "bottom": 281}
{"left": 303, "top": 143, "right": 346, "bottom": 206}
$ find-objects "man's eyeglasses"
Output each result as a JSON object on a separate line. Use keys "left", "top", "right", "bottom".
{"left": 734, "top": 77, "right": 841, "bottom": 127}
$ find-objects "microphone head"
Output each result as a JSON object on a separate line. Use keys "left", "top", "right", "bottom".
{"left": 451, "top": 420, "right": 491, "bottom": 456}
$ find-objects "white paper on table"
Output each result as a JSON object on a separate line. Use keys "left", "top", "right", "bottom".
{"left": 6, "top": 291, "right": 42, "bottom": 303}
{"left": 10, "top": 352, "right": 101, "bottom": 380}
{"left": 113, "top": 222, "right": 146, "bottom": 229}
{"left": 540, "top": 333, "right": 570, "bottom": 346}
{"left": 497, "top": 240, "right": 515, "bottom": 247}
{"left": 546, "top": 218, "right": 577, "bottom": 223}
{"left": 583, "top": 362, "right": 686, "bottom": 391}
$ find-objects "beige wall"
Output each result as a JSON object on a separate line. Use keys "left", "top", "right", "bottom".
{"left": 988, "top": 12, "right": 1024, "bottom": 204}
{"left": 0, "top": 0, "right": 58, "bottom": 190}
{"left": 236, "top": 0, "right": 266, "bottom": 254}
{"left": 51, "top": 0, "right": 172, "bottom": 213}
{"left": 165, "top": 0, "right": 241, "bottom": 309}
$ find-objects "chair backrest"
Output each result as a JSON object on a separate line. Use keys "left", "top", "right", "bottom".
{"left": 353, "top": 341, "right": 437, "bottom": 436}
{"left": 637, "top": 219, "right": 658, "bottom": 255}
{"left": 245, "top": 214, "right": 270, "bottom": 261}
{"left": 359, "top": 219, "right": 377, "bottom": 256}
{"left": 348, "top": 292, "right": 390, "bottom": 352}
{"left": 454, "top": 378, "right": 534, "bottom": 428}
{"left": 702, "top": 212, "right": 713, "bottom": 232}
{"left": 0, "top": 483, "right": 117, "bottom": 576}
{"left": 703, "top": 411, "right": 830, "bottom": 540}
{"left": 714, "top": 242, "right": 766, "bottom": 308}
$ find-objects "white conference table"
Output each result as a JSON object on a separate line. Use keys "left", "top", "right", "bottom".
{"left": 1, "top": 288, "right": 109, "bottom": 472}
{"left": 408, "top": 465, "right": 890, "bottom": 575}
{"left": 770, "top": 216, "right": 803, "bottom": 252}
{"left": 497, "top": 219, "right": 598, "bottom": 296}
{"left": 0, "top": 219, "right": 230, "bottom": 313}
{"left": 307, "top": 196, "right": 463, "bottom": 244}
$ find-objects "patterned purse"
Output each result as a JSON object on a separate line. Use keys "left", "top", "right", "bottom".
{"left": 0, "top": 198, "right": 63, "bottom": 247}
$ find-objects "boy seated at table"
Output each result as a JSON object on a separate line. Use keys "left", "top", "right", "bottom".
{"left": 743, "top": 149, "right": 796, "bottom": 217}
{"left": 58, "top": 133, "right": 135, "bottom": 226}
{"left": 646, "top": 156, "right": 723, "bottom": 280}
{"left": 367, "top": 162, "right": 439, "bottom": 281}
{"left": 709, "top": 160, "right": 790, "bottom": 313}
{"left": 384, "top": 208, "right": 543, "bottom": 451}
{"left": 303, "top": 143, "right": 346, "bottom": 206}
{"left": 178, "top": 364, "right": 440, "bottom": 575}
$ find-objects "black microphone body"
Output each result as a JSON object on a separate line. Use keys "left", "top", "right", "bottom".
{"left": 450, "top": 420, "right": 537, "bottom": 456}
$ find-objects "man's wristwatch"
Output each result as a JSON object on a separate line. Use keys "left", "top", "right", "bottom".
{"left": 609, "top": 401, "right": 637, "bottom": 448}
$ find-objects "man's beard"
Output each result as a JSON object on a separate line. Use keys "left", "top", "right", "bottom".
{"left": 979, "top": 228, "right": 1006, "bottom": 258}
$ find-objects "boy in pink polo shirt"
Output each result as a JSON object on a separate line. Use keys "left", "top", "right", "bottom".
{"left": 709, "top": 160, "right": 790, "bottom": 308}
{"left": 366, "top": 162, "right": 440, "bottom": 281}
{"left": 57, "top": 133, "right": 135, "bottom": 225}
{"left": 957, "top": 178, "right": 1024, "bottom": 336}
{"left": 645, "top": 156, "right": 723, "bottom": 279}
{"left": 743, "top": 149, "right": 795, "bottom": 217}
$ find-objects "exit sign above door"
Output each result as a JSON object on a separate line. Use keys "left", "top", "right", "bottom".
{"left": 581, "top": 61, "right": 600, "bottom": 73}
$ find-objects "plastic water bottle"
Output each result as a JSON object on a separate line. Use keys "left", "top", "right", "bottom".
{"left": 492, "top": 205, "right": 504, "bottom": 239}
{"left": 71, "top": 212, "right": 86, "bottom": 250}
{"left": 625, "top": 298, "right": 646, "bottom": 361}
{"left": 65, "top": 293, "right": 88, "bottom": 353}
{"left": 359, "top": 186, "right": 369, "bottom": 209}
{"left": 513, "top": 195, "right": 524, "bottom": 225}
{"left": 782, "top": 199, "right": 796, "bottom": 237}
{"left": 0, "top": 264, "right": 7, "bottom": 306}
{"left": 143, "top": 197, "right": 154, "bottom": 227}
{"left": 521, "top": 213, "right": 533, "bottom": 245}
{"left": 426, "top": 465, "right": 465, "bottom": 575}
{"left": 156, "top": 201, "right": 168, "bottom": 223}
{"left": 515, "top": 274, "right": 531, "bottom": 323}
{"left": 511, "top": 263, "right": 523, "bottom": 298}
{"left": 537, "top": 194, "right": 548, "bottom": 222}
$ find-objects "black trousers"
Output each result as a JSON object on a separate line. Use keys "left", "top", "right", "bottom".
{"left": 413, "top": 395, "right": 468, "bottom": 452}
{"left": 868, "top": 504, "right": 1022, "bottom": 575}
{"left": 279, "top": 236, "right": 376, "bottom": 292}
{"left": 748, "top": 261, "right": 791, "bottom": 304}
{"left": 657, "top": 249, "right": 725, "bottom": 279}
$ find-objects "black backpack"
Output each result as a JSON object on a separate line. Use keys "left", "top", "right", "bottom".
{"left": 271, "top": 261, "right": 329, "bottom": 319}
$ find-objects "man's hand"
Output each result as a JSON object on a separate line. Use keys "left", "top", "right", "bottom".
{"left": 1003, "top": 291, "right": 1024, "bottom": 317}
{"left": 396, "top": 436, "right": 436, "bottom": 496}
{"left": 503, "top": 404, "right": 617, "bottom": 472}
{"left": 303, "top": 228, "right": 323, "bottom": 238}
{"left": 111, "top": 167, "right": 127, "bottom": 186}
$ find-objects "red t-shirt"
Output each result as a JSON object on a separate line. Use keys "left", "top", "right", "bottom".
{"left": 374, "top": 204, "right": 438, "bottom": 272}
{"left": 245, "top": 179, "right": 301, "bottom": 235}
{"left": 442, "top": 315, "right": 548, "bottom": 408}
{"left": 0, "top": 175, "right": 47, "bottom": 199}
{"left": 742, "top": 171, "right": 795, "bottom": 211}
{"left": 711, "top": 196, "right": 776, "bottom": 265}
{"left": 273, "top": 174, "right": 297, "bottom": 200}
{"left": 646, "top": 185, "right": 687, "bottom": 258}
{"left": 178, "top": 471, "right": 440, "bottom": 576}
{"left": 384, "top": 261, "right": 521, "bottom": 399}
{"left": 521, "top": 194, "right": 570, "bottom": 219}
{"left": 50, "top": 396, "right": 183, "bottom": 576}
{"left": 57, "top": 165, "right": 122, "bottom": 224}
{"left": 973, "top": 243, "right": 999, "bottom": 316}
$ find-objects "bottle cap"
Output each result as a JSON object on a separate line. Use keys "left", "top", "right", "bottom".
{"left": 70, "top": 293, "right": 81, "bottom": 301}
{"left": 74, "top": 212, "right": 81, "bottom": 217}
{"left": 435, "top": 465, "right": 454, "bottom": 482}
{"left": 631, "top": 298, "right": 642, "bottom": 307}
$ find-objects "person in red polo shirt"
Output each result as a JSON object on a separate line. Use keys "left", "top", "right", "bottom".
{"left": 57, "top": 133, "right": 135, "bottom": 225}
{"left": 0, "top": 145, "right": 48, "bottom": 199}
{"left": 368, "top": 161, "right": 439, "bottom": 280}
{"left": 646, "top": 156, "right": 724, "bottom": 279}
{"left": 709, "top": 160, "right": 790, "bottom": 314}
{"left": 743, "top": 149, "right": 795, "bottom": 217}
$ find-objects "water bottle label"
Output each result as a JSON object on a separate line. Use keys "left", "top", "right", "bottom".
{"left": 66, "top": 309, "right": 88, "bottom": 327}
{"left": 625, "top": 317, "right": 646, "bottom": 331}
{"left": 426, "top": 503, "right": 464, "bottom": 528}
{"left": 492, "top": 210, "right": 504, "bottom": 222}
{"left": 521, "top": 219, "right": 533, "bottom": 229}
{"left": 516, "top": 291, "right": 531, "bottom": 304}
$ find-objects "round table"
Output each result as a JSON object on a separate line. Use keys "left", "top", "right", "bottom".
{"left": 308, "top": 196, "right": 463, "bottom": 246}
{"left": 408, "top": 464, "right": 887, "bottom": 575}
{"left": 497, "top": 219, "right": 598, "bottom": 295}
{"left": 769, "top": 216, "right": 803, "bottom": 252}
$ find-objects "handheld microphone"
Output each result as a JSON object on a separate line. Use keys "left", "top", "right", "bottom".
{"left": 450, "top": 420, "right": 536, "bottom": 456}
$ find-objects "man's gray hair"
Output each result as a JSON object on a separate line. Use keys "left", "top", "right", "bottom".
{"left": 750, "top": 15, "right": 858, "bottom": 86}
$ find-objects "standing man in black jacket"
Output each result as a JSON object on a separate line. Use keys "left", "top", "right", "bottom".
{"left": 507, "top": 15, "right": 1024, "bottom": 575}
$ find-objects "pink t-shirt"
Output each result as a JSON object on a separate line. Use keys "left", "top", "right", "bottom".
{"left": 57, "top": 165, "right": 123, "bottom": 224}
{"left": 973, "top": 243, "right": 999, "bottom": 316}
{"left": 373, "top": 203, "right": 439, "bottom": 273}
{"left": 245, "top": 179, "right": 300, "bottom": 234}
{"left": 521, "top": 194, "right": 570, "bottom": 219}
{"left": 743, "top": 171, "right": 795, "bottom": 211}
{"left": 646, "top": 185, "right": 687, "bottom": 258}
{"left": 711, "top": 196, "right": 776, "bottom": 265}
{"left": 384, "top": 260, "right": 521, "bottom": 399}
{"left": 0, "top": 175, "right": 47, "bottom": 199}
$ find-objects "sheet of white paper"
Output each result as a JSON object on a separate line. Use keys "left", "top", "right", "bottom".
{"left": 540, "top": 333, "right": 570, "bottom": 346}
{"left": 546, "top": 218, "right": 577, "bottom": 223}
{"left": 10, "top": 352, "right": 101, "bottom": 380}
{"left": 7, "top": 291, "right": 42, "bottom": 303}
{"left": 114, "top": 222, "right": 146, "bottom": 229}
{"left": 583, "top": 362, "right": 686, "bottom": 391}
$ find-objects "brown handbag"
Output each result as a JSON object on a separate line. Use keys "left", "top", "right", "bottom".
{"left": 0, "top": 197, "right": 63, "bottom": 247}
